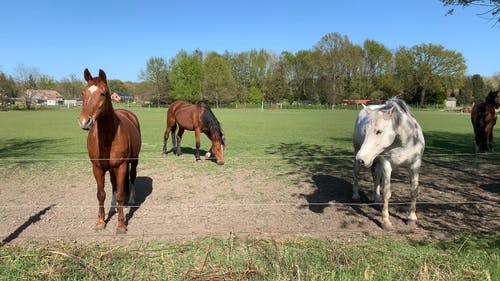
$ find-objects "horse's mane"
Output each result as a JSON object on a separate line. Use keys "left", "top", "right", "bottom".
{"left": 485, "top": 90, "right": 499, "bottom": 108}
{"left": 198, "top": 101, "right": 224, "bottom": 145}
{"left": 380, "top": 97, "right": 413, "bottom": 128}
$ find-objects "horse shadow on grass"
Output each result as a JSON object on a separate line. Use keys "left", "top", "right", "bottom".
{"left": 105, "top": 176, "right": 153, "bottom": 227}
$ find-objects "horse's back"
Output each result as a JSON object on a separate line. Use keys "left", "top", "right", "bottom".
{"left": 168, "top": 100, "right": 200, "bottom": 130}
{"left": 115, "top": 109, "right": 141, "bottom": 156}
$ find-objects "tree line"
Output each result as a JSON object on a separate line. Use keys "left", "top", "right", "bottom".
{"left": 1, "top": 32, "right": 499, "bottom": 109}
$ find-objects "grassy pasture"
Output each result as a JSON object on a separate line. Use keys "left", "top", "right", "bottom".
{"left": 0, "top": 106, "right": 499, "bottom": 280}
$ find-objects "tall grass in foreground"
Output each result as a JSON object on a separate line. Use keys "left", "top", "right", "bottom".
{"left": 1, "top": 234, "right": 498, "bottom": 280}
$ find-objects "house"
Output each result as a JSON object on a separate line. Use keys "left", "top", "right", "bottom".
{"left": 445, "top": 97, "right": 457, "bottom": 108}
{"left": 26, "top": 89, "right": 64, "bottom": 105}
{"left": 111, "top": 92, "right": 134, "bottom": 102}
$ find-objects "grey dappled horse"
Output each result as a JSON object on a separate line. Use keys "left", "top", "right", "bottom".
{"left": 352, "top": 97, "right": 425, "bottom": 230}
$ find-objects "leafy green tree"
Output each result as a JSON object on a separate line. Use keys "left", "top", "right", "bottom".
{"left": 247, "top": 85, "right": 263, "bottom": 104}
{"left": 169, "top": 51, "right": 204, "bottom": 102}
{"left": 362, "top": 40, "right": 393, "bottom": 97}
{"left": 58, "top": 74, "right": 84, "bottom": 99}
{"left": 203, "top": 52, "right": 236, "bottom": 107}
{"left": 394, "top": 44, "right": 466, "bottom": 105}
{"left": 470, "top": 74, "right": 487, "bottom": 103}
{"left": 139, "top": 57, "right": 169, "bottom": 106}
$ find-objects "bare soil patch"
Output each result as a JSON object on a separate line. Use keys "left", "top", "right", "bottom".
{"left": 1, "top": 153, "right": 499, "bottom": 245}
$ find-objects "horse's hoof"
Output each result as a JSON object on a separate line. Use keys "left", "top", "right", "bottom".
{"left": 382, "top": 222, "right": 394, "bottom": 231}
{"left": 95, "top": 223, "right": 106, "bottom": 231}
{"left": 161, "top": 152, "right": 167, "bottom": 158}
{"left": 406, "top": 219, "right": 418, "bottom": 228}
{"left": 196, "top": 158, "right": 202, "bottom": 162}
{"left": 352, "top": 194, "right": 360, "bottom": 201}
{"left": 116, "top": 227, "right": 127, "bottom": 234}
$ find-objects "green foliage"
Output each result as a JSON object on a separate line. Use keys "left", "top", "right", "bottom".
{"left": 246, "top": 85, "right": 263, "bottom": 104}
{"left": 169, "top": 52, "right": 204, "bottom": 102}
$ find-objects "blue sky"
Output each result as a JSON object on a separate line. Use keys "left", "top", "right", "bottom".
{"left": 1, "top": 0, "right": 498, "bottom": 82}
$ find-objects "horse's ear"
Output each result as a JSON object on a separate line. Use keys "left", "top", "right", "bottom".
{"left": 382, "top": 107, "right": 394, "bottom": 120}
{"left": 98, "top": 69, "right": 107, "bottom": 82}
{"left": 363, "top": 105, "right": 372, "bottom": 114}
{"left": 84, "top": 68, "right": 92, "bottom": 82}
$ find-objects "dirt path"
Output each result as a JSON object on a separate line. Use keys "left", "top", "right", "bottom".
{"left": 1, "top": 154, "right": 499, "bottom": 245}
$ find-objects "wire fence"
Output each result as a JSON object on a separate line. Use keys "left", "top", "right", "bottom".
{"left": 1, "top": 151, "right": 499, "bottom": 241}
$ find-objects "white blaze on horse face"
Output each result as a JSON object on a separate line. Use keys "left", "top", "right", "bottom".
{"left": 356, "top": 110, "right": 396, "bottom": 167}
{"left": 88, "top": 85, "right": 98, "bottom": 94}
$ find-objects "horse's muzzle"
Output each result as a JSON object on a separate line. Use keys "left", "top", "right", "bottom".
{"left": 78, "top": 117, "right": 94, "bottom": 130}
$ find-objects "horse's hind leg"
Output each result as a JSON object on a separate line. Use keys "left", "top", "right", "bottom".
{"left": 176, "top": 128, "right": 184, "bottom": 156}
{"left": 162, "top": 126, "right": 171, "bottom": 157}
{"left": 194, "top": 128, "right": 201, "bottom": 161}
{"left": 128, "top": 160, "right": 138, "bottom": 206}
{"left": 407, "top": 166, "right": 420, "bottom": 227}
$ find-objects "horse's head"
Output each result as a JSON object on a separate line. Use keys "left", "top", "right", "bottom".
{"left": 356, "top": 105, "right": 397, "bottom": 168}
{"left": 78, "top": 69, "right": 112, "bottom": 130}
{"left": 486, "top": 90, "right": 499, "bottom": 109}
{"left": 210, "top": 132, "right": 225, "bottom": 165}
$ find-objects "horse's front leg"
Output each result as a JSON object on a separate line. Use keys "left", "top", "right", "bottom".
{"left": 407, "top": 167, "right": 420, "bottom": 227}
{"left": 380, "top": 160, "right": 393, "bottom": 230}
{"left": 194, "top": 128, "right": 201, "bottom": 161}
{"left": 372, "top": 161, "right": 382, "bottom": 203}
{"left": 114, "top": 163, "right": 129, "bottom": 234}
{"left": 92, "top": 166, "right": 106, "bottom": 230}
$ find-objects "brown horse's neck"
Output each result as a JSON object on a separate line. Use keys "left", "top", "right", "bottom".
{"left": 96, "top": 100, "right": 119, "bottom": 144}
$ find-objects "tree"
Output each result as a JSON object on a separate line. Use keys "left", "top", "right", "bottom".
{"left": 362, "top": 40, "right": 393, "bottom": 97}
{"left": 441, "top": 0, "right": 500, "bottom": 25}
{"left": 58, "top": 74, "right": 84, "bottom": 99}
{"left": 203, "top": 52, "right": 236, "bottom": 107}
{"left": 0, "top": 72, "right": 18, "bottom": 110}
{"left": 169, "top": 51, "right": 204, "bottom": 102}
{"left": 470, "top": 74, "right": 487, "bottom": 103}
{"left": 394, "top": 44, "right": 466, "bottom": 105}
{"left": 139, "top": 57, "right": 169, "bottom": 106}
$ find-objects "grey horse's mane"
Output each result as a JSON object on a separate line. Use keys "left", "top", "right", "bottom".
{"left": 378, "top": 97, "right": 413, "bottom": 127}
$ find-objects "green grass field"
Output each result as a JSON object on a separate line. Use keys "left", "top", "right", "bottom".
{"left": 0, "top": 106, "right": 499, "bottom": 280}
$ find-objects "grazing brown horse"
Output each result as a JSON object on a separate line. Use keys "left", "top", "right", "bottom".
{"left": 78, "top": 69, "right": 141, "bottom": 234}
{"left": 471, "top": 90, "right": 499, "bottom": 152}
{"left": 162, "top": 100, "right": 225, "bottom": 165}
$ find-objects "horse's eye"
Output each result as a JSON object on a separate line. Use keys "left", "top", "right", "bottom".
{"left": 376, "top": 130, "right": 382, "bottom": 135}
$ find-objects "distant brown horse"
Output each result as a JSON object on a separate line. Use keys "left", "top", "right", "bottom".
{"left": 162, "top": 100, "right": 225, "bottom": 165}
{"left": 471, "top": 90, "right": 499, "bottom": 152}
{"left": 78, "top": 69, "right": 141, "bottom": 234}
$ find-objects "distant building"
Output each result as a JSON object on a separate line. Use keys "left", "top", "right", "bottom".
{"left": 111, "top": 92, "right": 134, "bottom": 102}
{"left": 445, "top": 97, "right": 457, "bottom": 108}
{"left": 26, "top": 89, "right": 64, "bottom": 105}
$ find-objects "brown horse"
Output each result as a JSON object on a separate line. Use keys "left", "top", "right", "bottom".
{"left": 162, "top": 100, "right": 225, "bottom": 165}
{"left": 78, "top": 69, "right": 141, "bottom": 234}
{"left": 471, "top": 90, "right": 499, "bottom": 152}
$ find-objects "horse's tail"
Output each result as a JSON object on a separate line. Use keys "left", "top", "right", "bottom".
{"left": 199, "top": 102, "right": 224, "bottom": 145}
{"left": 171, "top": 122, "right": 178, "bottom": 148}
